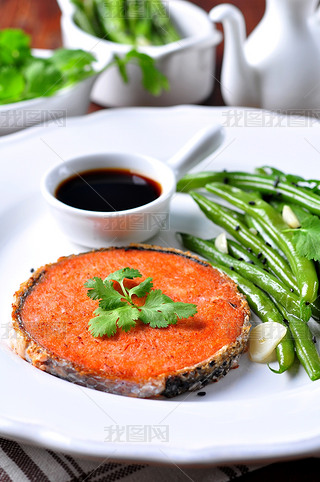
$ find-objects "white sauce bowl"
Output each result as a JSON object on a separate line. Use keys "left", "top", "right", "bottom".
{"left": 41, "top": 124, "right": 224, "bottom": 247}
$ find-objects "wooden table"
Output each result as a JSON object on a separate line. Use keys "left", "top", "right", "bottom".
{"left": 0, "top": 0, "right": 320, "bottom": 480}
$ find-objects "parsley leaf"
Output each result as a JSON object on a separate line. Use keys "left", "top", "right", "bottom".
{"left": 283, "top": 205, "right": 320, "bottom": 261}
{"left": 86, "top": 268, "right": 197, "bottom": 337}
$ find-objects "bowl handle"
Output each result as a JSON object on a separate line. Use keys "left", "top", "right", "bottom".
{"left": 166, "top": 124, "right": 224, "bottom": 179}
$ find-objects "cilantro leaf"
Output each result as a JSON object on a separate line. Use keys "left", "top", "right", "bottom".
{"left": 116, "top": 305, "right": 140, "bottom": 332}
{"left": 126, "top": 50, "right": 169, "bottom": 96}
{"left": 49, "top": 48, "right": 96, "bottom": 84}
{"left": 0, "top": 28, "right": 97, "bottom": 105}
{"left": 291, "top": 214, "right": 320, "bottom": 261}
{"left": 85, "top": 276, "right": 112, "bottom": 300}
{"left": 139, "top": 289, "right": 197, "bottom": 328}
{"left": 0, "top": 29, "right": 31, "bottom": 66}
{"left": 89, "top": 307, "right": 120, "bottom": 337}
{"left": 140, "top": 289, "right": 172, "bottom": 310}
{"left": 128, "top": 277, "right": 153, "bottom": 298}
{"left": 23, "top": 58, "right": 63, "bottom": 97}
{"left": 139, "top": 309, "right": 170, "bottom": 328}
{"left": 0, "top": 67, "right": 25, "bottom": 103}
{"left": 85, "top": 277, "right": 124, "bottom": 310}
{"left": 89, "top": 304, "right": 140, "bottom": 338}
{"left": 106, "top": 267, "right": 142, "bottom": 283}
{"left": 161, "top": 301, "right": 199, "bottom": 320}
{"left": 85, "top": 268, "right": 197, "bottom": 337}
{"left": 281, "top": 205, "right": 320, "bottom": 261}
{"left": 113, "top": 49, "right": 169, "bottom": 96}
{"left": 0, "top": 28, "right": 168, "bottom": 105}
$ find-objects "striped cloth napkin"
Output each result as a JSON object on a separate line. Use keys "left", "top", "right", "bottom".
{"left": 0, "top": 438, "right": 263, "bottom": 481}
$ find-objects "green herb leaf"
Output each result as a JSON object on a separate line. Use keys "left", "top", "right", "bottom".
{"left": 0, "top": 29, "right": 31, "bottom": 66}
{"left": 291, "top": 215, "right": 320, "bottom": 261}
{"left": 283, "top": 206, "right": 320, "bottom": 261}
{"left": 86, "top": 268, "right": 197, "bottom": 337}
{"left": 113, "top": 49, "right": 169, "bottom": 96}
{"left": 140, "top": 290, "right": 197, "bottom": 328}
{"left": 49, "top": 48, "right": 96, "bottom": 84}
{"left": 116, "top": 305, "right": 140, "bottom": 332}
{"left": 23, "top": 58, "right": 63, "bottom": 97}
{"left": 85, "top": 277, "right": 124, "bottom": 310}
{"left": 88, "top": 306, "right": 126, "bottom": 337}
{"left": 0, "top": 67, "right": 25, "bottom": 102}
{"left": 0, "top": 28, "right": 97, "bottom": 105}
{"left": 106, "top": 267, "right": 142, "bottom": 283}
{"left": 128, "top": 277, "right": 153, "bottom": 298}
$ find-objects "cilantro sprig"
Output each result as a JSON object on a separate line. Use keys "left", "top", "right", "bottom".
{"left": 0, "top": 28, "right": 168, "bottom": 105}
{"left": 112, "top": 50, "right": 169, "bottom": 96}
{"left": 85, "top": 268, "right": 197, "bottom": 337}
{"left": 283, "top": 205, "right": 320, "bottom": 261}
{"left": 0, "top": 29, "right": 97, "bottom": 105}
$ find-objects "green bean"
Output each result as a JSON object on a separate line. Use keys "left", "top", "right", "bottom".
{"left": 148, "top": 0, "right": 181, "bottom": 44}
{"left": 94, "top": 0, "right": 135, "bottom": 44}
{"left": 225, "top": 171, "right": 320, "bottom": 215}
{"left": 274, "top": 302, "right": 320, "bottom": 381}
{"left": 244, "top": 215, "right": 281, "bottom": 255}
{"left": 211, "top": 237, "right": 266, "bottom": 269}
{"left": 178, "top": 170, "right": 320, "bottom": 215}
{"left": 194, "top": 192, "right": 318, "bottom": 320}
{"left": 177, "top": 171, "right": 226, "bottom": 192}
{"left": 72, "top": 0, "right": 181, "bottom": 46}
{"left": 208, "top": 263, "right": 295, "bottom": 373}
{"left": 205, "top": 183, "right": 319, "bottom": 310}
{"left": 190, "top": 191, "right": 297, "bottom": 292}
{"left": 72, "top": 0, "right": 100, "bottom": 36}
{"left": 231, "top": 227, "right": 320, "bottom": 322}
{"left": 180, "top": 233, "right": 311, "bottom": 322}
{"left": 134, "top": 0, "right": 152, "bottom": 45}
{"left": 256, "top": 166, "right": 320, "bottom": 194}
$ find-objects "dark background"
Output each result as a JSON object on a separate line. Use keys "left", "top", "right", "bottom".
{"left": 0, "top": 0, "right": 320, "bottom": 480}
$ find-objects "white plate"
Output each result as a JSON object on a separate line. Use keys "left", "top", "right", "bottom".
{"left": 2, "top": 106, "right": 320, "bottom": 465}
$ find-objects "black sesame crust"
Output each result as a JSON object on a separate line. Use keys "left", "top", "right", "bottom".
{"left": 163, "top": 328, "right": 247, "bottom": 398}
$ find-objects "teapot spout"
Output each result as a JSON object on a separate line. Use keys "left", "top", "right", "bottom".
{"left": 210, "top": 4, "right": 259, "bottom": 107}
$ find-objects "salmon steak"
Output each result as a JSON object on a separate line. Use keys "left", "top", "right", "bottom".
{"left": 11, "top": 245, "right": 250, "bottom": 398}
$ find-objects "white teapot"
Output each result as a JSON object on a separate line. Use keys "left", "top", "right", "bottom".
{"left": 210, "top": 0, "right": 320, "bottom": 112}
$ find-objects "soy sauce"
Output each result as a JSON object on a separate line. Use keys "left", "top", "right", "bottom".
{"left": 55, "top": 168, "right": 162, "bottom": 212}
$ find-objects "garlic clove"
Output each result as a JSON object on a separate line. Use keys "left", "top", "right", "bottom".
{"left": 282, "top": 205, "right": 301, "bottom": 229}
{"left": 249, "top": 322, "right": 287, "bottom": 363}
{"left": 215, "top": 232, "right": 228, "bottom": 254}
{"left": 249, "top": 227, "right": 258, "bottom": 235}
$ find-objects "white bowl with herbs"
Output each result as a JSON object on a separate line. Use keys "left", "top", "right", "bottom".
{"left": 0, "top": 29, "right": 99, "bottom": 135}
{"left": 57, "top": 0, "right": 222, "bottom": 106}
